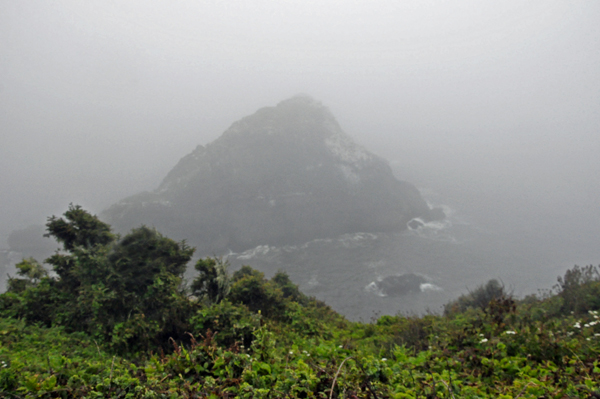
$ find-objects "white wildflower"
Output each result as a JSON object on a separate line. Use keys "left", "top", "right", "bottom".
{"left": 480, "top": 338, "right": 488, "bottom": 343}
{"left": 584, "top": 324, "right": 591, "bottom": 328}
{"left": 289, "top": 351, "right": 293, "bottom": 355}
{"left": 504, "top": 331, "right": 516, "bottom": 335}
{"left": 381, "top": 358, "right": 387, "bottom": 362}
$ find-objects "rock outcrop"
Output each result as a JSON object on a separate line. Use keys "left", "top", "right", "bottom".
{"left": 376, "top": 273, "right": 428, "bottom": 296}
{"left": 103, "top": 96, "right": 440, "bottom": 254}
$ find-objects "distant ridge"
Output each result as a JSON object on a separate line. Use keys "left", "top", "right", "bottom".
{"left": 103, "top": 96, "right": 441, "bottom": 254}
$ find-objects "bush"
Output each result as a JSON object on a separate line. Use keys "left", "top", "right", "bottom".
{"left": 555, "top": 264, "right": 600, "bottom": 315}
{"left": 6, "top": 258, "right": 48, "bottom": 294}
{"left": 375, "top": 314, "right": 437, "bottom": 352}
{"left": 191, "top": 257, "right": 231, "bottom": 304}
{"left": 444, "top": 279, "right": 509, "bottom": 316}
{"left": 190, "top": 300, "right": 260, "bottom": 347}
{"left": 271, "top": 270, "right": 307, "bottom": 304}
{"left": 3, "top": 206, "right": 196, "bottom": 354}
{"left": 229, "top": 266, "right": 285, "bottom": 318}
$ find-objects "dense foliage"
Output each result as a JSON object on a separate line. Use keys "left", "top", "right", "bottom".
{"left": 1, "top": 206, "right": 600, "bottom": 398}
{"left": 3, "top": 205, "right": 197, "bottom": 353}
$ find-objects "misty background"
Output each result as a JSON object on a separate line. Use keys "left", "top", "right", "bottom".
{"left": 2, "top": 1, "right": 599, "bottom": 305}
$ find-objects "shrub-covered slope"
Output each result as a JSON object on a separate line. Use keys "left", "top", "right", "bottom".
{"left": 1, "top": 207, "right": 599, "bottom": 398}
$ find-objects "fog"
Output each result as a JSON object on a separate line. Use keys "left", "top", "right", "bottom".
{"left": 2, "top": 1, "right": 599, "bottom": 285}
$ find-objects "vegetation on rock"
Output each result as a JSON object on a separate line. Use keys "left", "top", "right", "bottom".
{"left": 103, "top": 97, "right": 437, "bottom": 254}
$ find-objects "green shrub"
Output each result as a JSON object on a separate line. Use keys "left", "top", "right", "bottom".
{"left": 6, "top": 258, "right": 48, "bottom": 294}
{"left": 191, "top": 257, "right": 231, "bottom": 304}
{"left": 3, "top": 206, "right": 196, "bottom": 354}
{"left": 3, "top": 207, "right": 600, "bottom": 397}
{"left": 271, "top": 270, "right": 307, "bottom": 304}
{"left": 190, "top": 300, "right": 260, "bottom": 348}
{"left": 229, "top": 266, "right": 286, "bottom": 319}
{"left": 444, "top": 279, "right": 509, "bottom": 315}
{"left": 555, "top": 264, "right": 600, "bottom": 315}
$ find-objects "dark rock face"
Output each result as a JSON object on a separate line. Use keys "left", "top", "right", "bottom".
{"left": 103, "top": 96, "right": 437, "bottom": 254}
{"left": 407, "top": 219, "right": 426, "bottom": 230}
{"left": 376, "top": 273, "right": 428, "bottom": 296}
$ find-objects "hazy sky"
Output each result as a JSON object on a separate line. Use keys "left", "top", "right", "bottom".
{"left": 1, "top": 0, "right": 599, "bottom": 245}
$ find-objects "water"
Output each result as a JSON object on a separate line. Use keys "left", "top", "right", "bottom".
{"left": 224, "top": 190, "right": 600, "bottom": 321}
{"left": 3, "top": 167, "right": 598, "bottom": 321}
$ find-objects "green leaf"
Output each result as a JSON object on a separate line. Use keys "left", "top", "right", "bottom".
{"left": 41, "top": 374, "right": 57, "bottom": 391}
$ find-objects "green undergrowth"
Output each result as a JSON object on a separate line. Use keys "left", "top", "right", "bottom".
{"left": 1, "top": 206, "right": 600, "bottom": 397}
{"left": 3, "top": 276, "right": 600, "bottom": 398}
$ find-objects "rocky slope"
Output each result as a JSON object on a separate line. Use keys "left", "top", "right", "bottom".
{"left": 103, "top": 96, "right": 441, "bottom": 254}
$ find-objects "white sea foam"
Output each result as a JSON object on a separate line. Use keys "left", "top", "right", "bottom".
{"left": 406, "top": 215, "right": 458, "bottom": 243}
{"left": 337, "top": 232, "right": 378, "bottom": 246}
{"left": 237, "top": 245, "right": 272, "bottom": 260}
{"left": 420, "top": 283, "right": 443, "bottom": 292}
{"left": 286, "top": 232, "right": 377, "bottom": 251}
{"left": 425, "top": 202, "right": 457, "bottom": 220}
{"left": 364, "top": 281, "right": 386, "bottom": 297}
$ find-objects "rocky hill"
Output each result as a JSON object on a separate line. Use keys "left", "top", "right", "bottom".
{"left": 103, "top": 96, "right": 441, "bottom": 254}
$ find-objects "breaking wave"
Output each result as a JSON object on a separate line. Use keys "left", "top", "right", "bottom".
{"left": 406, "top": 204, "right": 461, "bottom": 243}
{"left": 229, "top": 232, "right": 379, "bottom": 261}
{"left": 364, "top": 273, "right": 442, "bottom": 297}
{"left": 364, "top": 281, "right": 386, "bottom": 297}
{"left": 419, "top": 283, "right": 443, "bottom": 292}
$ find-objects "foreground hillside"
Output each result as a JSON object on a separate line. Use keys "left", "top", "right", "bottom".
{"left": 1, "top": 207, "right": 599, "bottom": 398}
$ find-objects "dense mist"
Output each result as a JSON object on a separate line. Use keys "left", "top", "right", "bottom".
{"left": 1, "top": 1, "right": 599, "bottom": 310}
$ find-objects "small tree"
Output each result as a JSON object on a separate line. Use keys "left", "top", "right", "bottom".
{"left": 44, "top": 204, "right": 116, "bottom": 294}
{"left": 444, "top": 279, "right": 508, "bottom": 315}
{"left": 271, "top": 270, "right": 306, "bottom": 304}
{"left": 229, "top": 266, "right": 285, "bottom": 318}
{"left": 555, "top": 265, "right": 600, "bottom": 314}
{"left": 5, "top": 205, "right": 196, "bottom": 353}
{"left": 103, "top": 226, "right": 195, "bottom": 351}
{"left": 45, "top": 204, "right": 115, "bottom": 251}
{"left": 7, "top": 258, "right": 48, "bottom": 293}
{"left": 191, "top": 257, "right": 231, "bottom": 304}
